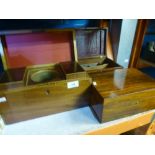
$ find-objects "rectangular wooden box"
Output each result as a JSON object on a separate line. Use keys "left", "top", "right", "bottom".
{"left": 89, "top": 68, "right": 155, "bottom": 123}
{"left": 0, "top": 30, "right": 95, "bottom": 124}
{"left": 74, "top": 28, "right": 121, "bottom": 72}
{"left": 0, "top": 62, "right": 92, "bottom": 124}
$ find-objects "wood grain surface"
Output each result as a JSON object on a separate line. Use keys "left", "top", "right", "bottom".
{"left": 0, "top": 78, "right": 92, "bottom": 124}
{"left": 75, "top": 29, "right": 106, "bottom": 58}
{"left": 89, "top": 68, "right": 155, "bottom": 123}
{"left": 0, "top": 61, "right": 92, "bottom": 124}
{"left": 79, "top": 56, "right": 121, "bottom": 73}
{"left": 0, "top": 67, "right": 25, "bottom": 83}
{"left": 129, "top": 19, "right": 149, "bottom": 68}
{"left": 59, "top": 61, "right": 87, "bottom": 80}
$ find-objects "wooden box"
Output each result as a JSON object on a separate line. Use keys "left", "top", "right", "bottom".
{"left": 0, "top": 30, "right": 92, "bottom": 124}
{"left": 89, "top": 68, "right": 155, "bottom": 123}
{"left": 75, "top": 28, "right": 121, "bottom": 72}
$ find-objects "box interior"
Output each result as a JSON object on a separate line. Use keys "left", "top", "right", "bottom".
{"left": 4, "top": 31, "right": 74, "bottom": 69}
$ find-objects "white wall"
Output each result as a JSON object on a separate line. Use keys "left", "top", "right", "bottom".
{"left": 116, "top": 19, "right": 138, "bottom": 68}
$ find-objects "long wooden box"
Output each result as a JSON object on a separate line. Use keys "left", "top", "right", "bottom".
{"left": 0, "top": 62, "right": 92, "bottom": 124}
{"left": 89, "top": 68, "right": 155, "bottom": 123}
{"left": 0, "top": 30, "right": 92, "bottom": 124}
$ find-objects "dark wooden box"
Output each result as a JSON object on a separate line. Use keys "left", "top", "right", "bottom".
{"left": 75, "top": 28, "right": 121, "bottom": 72}
{"left": 89, "top": 68, "right": 155, "bottom": 123}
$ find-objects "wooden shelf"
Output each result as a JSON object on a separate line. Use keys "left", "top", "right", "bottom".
{"left": 138, "top": 58, "right": 155, "bottom": 68}
{"left": 85, "top": 110, "right": 155, "bottom": 135}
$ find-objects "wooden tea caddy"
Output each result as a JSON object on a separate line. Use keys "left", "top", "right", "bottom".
{"left": 74, "top": 28, "right": 121, "bottom": 72}
{"left": 74, "top": 29, "right": 155, "bottom": 123}
{"left": 89, "top": 68, "right": 155, "bottom": 123}
{"left": 0, "top": 30, "right": 94, "bottom": 124}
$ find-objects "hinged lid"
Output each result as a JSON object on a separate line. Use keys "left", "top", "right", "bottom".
{"left": 90, "top": 68, "right": 155, "bottom": 97}
{"left": 75, "top": 28, "right": 107, "bottom": 59}
{"left": 1, "top": 30, "right": 75, "bottom": 69}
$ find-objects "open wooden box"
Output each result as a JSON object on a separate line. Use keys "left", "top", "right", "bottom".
{"left": 74, "top": 28, "right": 121, "bottom": 72}
{"left": 0, "top": 30, "right": 92, "bottom": 124}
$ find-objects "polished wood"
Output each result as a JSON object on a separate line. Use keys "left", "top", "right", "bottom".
{"left": 59, "top": 61, "right": 87, "bottom": 79}
{"left": 121, "top": 123, "right": 150, "bottom": 135}
{"left": 0, "top": 61, "right": 92, "bottom": 124}
{"left": 78, "top": 56, "right": 121, "bottom": 73}
{"left": 24, "top": 63, "right": 65, "bottom": 86}
{"left": 0, "top": 78, "right": 92, "bottom": 124}
{"left": 100, "top": 20, "right": 114, "bottom": 60}
{"left": 78, "top": 56, "right": 106, "bottom": 64}
{"left": 74, "top": 28, "right": 120, "bottom": 72}
{"left": 146, "top": 119, "right": 155, "bottom": 135}
{"left": 85, "top": 110, "right": 155, "bottom": 135}
{"left": 81, "top": 64, "right": 108, "bottom": 72}
{"left": 89, "top": 68, "right": 155, "bottom": 123}
{"left": 0, "top": 67, "right": 25, "bottom": 83}
{"left": 138, "top": 58, "right": 155, "bottom": 68}
{"left": 75, "top": 29, "right": 106, "bottom": 58}
{"left": 109, "top": 19, "right": 122, "bottom": 61}
{"left": 129, "top": 20, "right": 149, "bottom": 68}
{"left": 106, "top": 33, "right": 114, "bottom": 60}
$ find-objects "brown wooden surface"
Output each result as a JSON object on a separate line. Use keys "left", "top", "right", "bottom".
{"left": 24, "top": 64, "right": 65, "bottom": 86}
{"left": 74, "top": 25, "right": 114, "bottom": 68}
{"left": 0, "top": 78, "right": 92, "bottom": 124}
{"left": 129, "top": 20, "right": 149, "bottom": 68}
{"left": 121, "top": 123, "right": 150, "bottom": 135}
{"left": 75, "top": 29, "right": 106, "bottom": 58}
{"left": 138, "top": 58, "right": 155, "bottom": 68}
{"left": 0, "top": 67, "right": 25, "bottom": 83}
{"left": 59, "top": 61, "right": 87, "bottom": 80}
{"left": 89, "top": 68, "right": 155, "bottom": 123}
{"left": 86, "top": 110, "right": 155, "bottom": 135}
{"left": 0, "top": 61, "right": 92, "bottom": 124}
{"left": 79, "top": 56, "right": 121, "bottom": 73}
{"left": 146, "top": 119, "right": 155, "bottom": 135}
{"left": 100, "top": 20, "right": 114, "bottom": 60}
{"left": 109, "top": 19, "right": 122, "bottom": 61}
{"left": 106, "top": 33, "right": 114, "bottom": 60}
{"left": 136, "top": 58, "right": 151, "bottom": 68}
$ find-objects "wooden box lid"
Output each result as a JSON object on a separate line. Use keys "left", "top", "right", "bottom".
{"left": 90, "top": 68, "right": 155, "bottom": 98}
{"left": 74, "top": 28, "right": 121, "bottom": 72}
{"left": 2, "top": 30, "right": 75, "bottom": 69}
{"left": 75, "top": 28, "right": 107, "bottom": 59}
